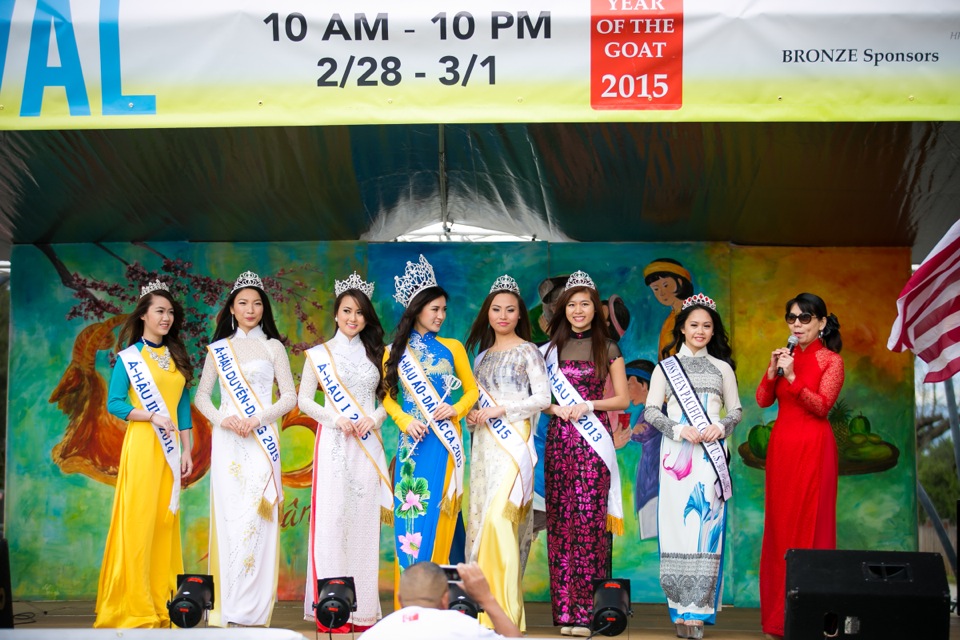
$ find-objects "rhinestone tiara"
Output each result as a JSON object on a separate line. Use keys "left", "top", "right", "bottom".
{"left": 489, "top": 274, "right": 520, "bottom": 296}
{"left": 140, "top": 279, "right": 170, "bottom": 298}
{"left": 564, "top": 270, "right": 596, "bottom": 291}
{"left": 335, "top": 271, "right": 375, "bottom": 298}
{"left": 393, "top": 254, "right": 438, "bottom": 307}
{"left": 231, "top": 270, "right": 264, "bottom": 293}
{"left": 682, "top": 293, "right": 717, "bottom": 311}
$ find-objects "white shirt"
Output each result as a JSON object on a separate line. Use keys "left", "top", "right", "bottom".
{"left": 360, "top": 606, "right": 508, "bottom": 640}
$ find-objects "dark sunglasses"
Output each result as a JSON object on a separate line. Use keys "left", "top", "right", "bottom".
{"left": 785, "top": 313, "right": 817, "bottom": 324}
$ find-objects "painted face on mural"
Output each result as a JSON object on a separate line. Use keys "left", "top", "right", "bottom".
{"left": 488, "top": 292, "right": 520, "bottom": 338}
{"left": 415, "top": 296, "right": 447, "bottom": 334}
{"left": 680, "top": 308, "right": 714, "bottom": 351}
{"left": 231, "top": 288, "right": 263, "bottom": 332}
{"left": 649, "top": 276, "right": 680, "bottom": 307}
{"left": 566, "top": 291, "right": 595, "bottom": 332}
{"left": 335, "top": 294, "right": 366, "bottom": 339}
{"left": 140, "top": 295, "right": 175, "bottom": 342}
{"left": 787, "top": 302, "right": 827, "bottom": 348}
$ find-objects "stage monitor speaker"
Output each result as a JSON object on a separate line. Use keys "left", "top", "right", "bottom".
{"left": 0, "top": 538, "right": 12, "bottom": 628}
{"left": 785, "top": 549, "right": 949, "bottom": 640}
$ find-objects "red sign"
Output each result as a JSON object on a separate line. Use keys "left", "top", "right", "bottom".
{"left": 590, "top": 0, "right": 683, "bottom": 110}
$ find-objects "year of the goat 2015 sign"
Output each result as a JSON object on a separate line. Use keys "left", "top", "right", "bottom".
{"left": 0, "top": 0, "right": 958, "bottom": 129}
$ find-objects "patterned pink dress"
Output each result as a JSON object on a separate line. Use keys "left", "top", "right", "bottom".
{"left": 544, "top": 337, "right": 621, "bottom": 627}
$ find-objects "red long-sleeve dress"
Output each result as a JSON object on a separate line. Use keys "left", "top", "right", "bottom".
{"left": 755, "top": 339, "right": 844, "bottom": 637}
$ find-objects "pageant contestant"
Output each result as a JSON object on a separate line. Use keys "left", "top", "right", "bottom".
{"left": 542, "top": 271, "right": 628, "bottom": 637}
{"left": 383, "top": 255, "right": 479, "bottom": 583}
{"left": 299, "top": 272, "right": 390, "bottom": 633}
{"left": 757, "top": 293, "right": 844, "bottom": 638}
{"left": 95, "top": 280, "right": 194, "bottom": 628}
{"left": 643, "top": 294, "right": 742, "bottom": 639}
{"left": 194, "top": 270, "right": 297, "bottom": 627}
{"left": 464, "top": 275, "right": 550, "bottom": 631}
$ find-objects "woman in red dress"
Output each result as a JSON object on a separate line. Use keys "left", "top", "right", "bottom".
{"left": 756, "top": 292, "right": 844, "bottom": 638}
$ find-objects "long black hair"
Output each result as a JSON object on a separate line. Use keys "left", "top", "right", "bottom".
{"left": 662, "top": 302, "right": 736, "bottom": 370}
{"left": 547, "top": 285, "right": 613, "bottom": 381}
{"left": 383, "top": 285, "right": 449, "bottom": 400}
{"left": 332, "top": 289, "right": 386, "bottom": 401}
{"left": 117, "top": 289, "right": 194, "bottom": 385}
{"left": 787, "top": 292, "right": 842, "bottom": 353}
{"left": 211, "top": 286, "right": 284, "bottom": 343}
{"left": 465, "top": 289, "right": 532, "bottom": 354}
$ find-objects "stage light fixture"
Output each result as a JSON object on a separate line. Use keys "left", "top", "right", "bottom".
{"left": 591, "top": 578, "right": 631, "bottom": 636}
{"left": 167, "top": 573, "right": 214, "bottom": 628}
{"left": 314, "top": 576, "right": 357, "bottom": 630}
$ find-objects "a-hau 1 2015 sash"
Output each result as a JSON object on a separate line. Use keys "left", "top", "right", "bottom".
{"left": 540, "top": 344, "right": 624, "bottom": 535}
{"left": 118, "top": 344, "right": 181, "bottom": 514}
{"left": 398, "top": 347, "right": 465, "bottom": 502}
{"left": 474, "top": 349, "right": 537, "bottom": 513}
{"left": 658, "top": 355, "right": 733, "bottom": 502}
{"left": 208, "top": 339, "right": 283, "bottom": 513}
{"left": 305, "top": 342, "right": 393, "bottom": 521}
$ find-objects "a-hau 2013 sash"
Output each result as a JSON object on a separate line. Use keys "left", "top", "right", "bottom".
{"left": 305, "top": 342, "right": 393, "bottom": 519}
{"left": 540, "top": 344, "right": 624, "bottom": 534}
{"left": 208, "top": 339, "right": 283, "bottom": 512}
{"left": 474, "top": 349, "right": 537, "bottom": 512}
{"left": 659, "top": 355, "right": 733, "bottom": 502}
{"left": 398, "top": 348, "right": 464, "bottom": 502}
{"left": 118, "top": 345, "right": 181, "bottom": 514}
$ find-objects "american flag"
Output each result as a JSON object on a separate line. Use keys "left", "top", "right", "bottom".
{"left": 888, "top": 218, "right": 960, "bottom": 383}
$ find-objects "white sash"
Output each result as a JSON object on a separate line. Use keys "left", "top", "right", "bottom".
{"left": 474, "top": 349, "right": 537, "bottom": 512}
{"left": 118, "top": 345, "right": 181, "bottom": 514}
{"left": 539, "top": 344, "right": 624, "bottom": 533}
{"left": 398, "top": 347, "right": 465, "bottom": 502}
{"left": 208, "top": 338, "right": 283, "bottom": 510}
{"left": 305, "top": 343, "right": 393, "bottom": 517}
{"left": 659, "top": 355, "right": 733, "bottom": 502}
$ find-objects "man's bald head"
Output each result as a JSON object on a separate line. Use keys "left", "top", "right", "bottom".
{"left": 399, "top": 562, "right": 449, "bottom": 609}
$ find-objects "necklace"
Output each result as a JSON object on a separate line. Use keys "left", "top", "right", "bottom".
{"left": 145, "top": 344, "right": 172, "bottom": 371}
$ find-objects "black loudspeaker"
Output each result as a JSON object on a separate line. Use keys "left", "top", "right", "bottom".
{"left": 0, "top": 538, "right": 12, "bottom": 628}
{"left": 785, "top": 549, "right": 949, "bottom": 640}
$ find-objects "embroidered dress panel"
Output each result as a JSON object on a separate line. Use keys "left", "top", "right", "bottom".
{"left": 298, "top": 330, "right": 387, "bottom": 628}
{"left": 194, "top": 325, "right": 297, "bottom": 627}
{"left": 467, "top": 342, "right": 550, "bottom": 630}
{"left": 643, "top": 343, "right": 742, "bottom": 625}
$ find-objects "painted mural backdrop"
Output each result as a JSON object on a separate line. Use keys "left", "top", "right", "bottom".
{"left": 6, "top": 241, "right": 915, "bottom": 606}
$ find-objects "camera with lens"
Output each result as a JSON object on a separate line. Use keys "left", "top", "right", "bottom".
{"left": 440, "top": 564, "right": 483, "bottom": 618}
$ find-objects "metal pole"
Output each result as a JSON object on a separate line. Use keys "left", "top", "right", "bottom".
{"left": 946, "top": 379, "right": 960, "bottom": 483}
{"left": 918, "top": 481, "right": 957, "bottom": 577}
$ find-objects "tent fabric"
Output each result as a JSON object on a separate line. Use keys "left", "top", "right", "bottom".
{"left": 0, "top": 121, "right": 957, "bottom": 260}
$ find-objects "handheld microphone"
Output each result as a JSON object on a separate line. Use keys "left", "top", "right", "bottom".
{"left": 777, "top": 336, "right": 799, "bottom": 377}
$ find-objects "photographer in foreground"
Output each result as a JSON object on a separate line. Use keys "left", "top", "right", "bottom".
{"left": 361, "top": 562, "right": 522, "bottom": 639}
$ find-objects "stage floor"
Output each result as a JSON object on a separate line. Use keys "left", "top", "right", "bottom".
{"left": 9, "top": 600, "right": 960, "bottom": 638}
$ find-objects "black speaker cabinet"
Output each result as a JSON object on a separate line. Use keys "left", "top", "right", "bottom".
{"left": 0, "top": 538, "right": 11, "bottom": 628}
{"left": 785, "top": 549, "right": 949, "bottom": 640}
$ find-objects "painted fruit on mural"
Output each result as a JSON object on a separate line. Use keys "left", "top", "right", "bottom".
{"left": 738, "top": 398, "right": 899, "bottom": 475}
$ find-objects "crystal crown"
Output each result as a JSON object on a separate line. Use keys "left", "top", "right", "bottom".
{"left": 489, "top": 274, "right": 521, "bottom": 295}
{"left": 564, "top": 270, "right": 596, "bottom": 291}
{"left": 393, "top": 255, "right": 438, "bottom": 307}
{"left": 335, "top": 271, "right": 375, "bottom": 298}
{"left": 140, "top": 279, "right": 170, "bottom": 298}
{"left": 231, "top": 270, "right": 264, "bottom": 293}
{"left": 682, "top": 293, "right": 717, "bottom": 311}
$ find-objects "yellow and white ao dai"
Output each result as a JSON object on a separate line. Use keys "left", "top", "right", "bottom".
{"left": 298, "top": 330, "right": 388, "bottom": 627}
{"left": 195, "top": 325, "right": 297, "bottom": 627}
{"left": 467, "top": 342, "right": 550, "bottom": 631}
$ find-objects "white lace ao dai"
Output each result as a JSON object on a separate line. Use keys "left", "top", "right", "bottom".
{"left": 298, "top": 331, "right": 387, "bottom": 627}
{"left": 195, "top": 325, "right": 297, "bottom": 627}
